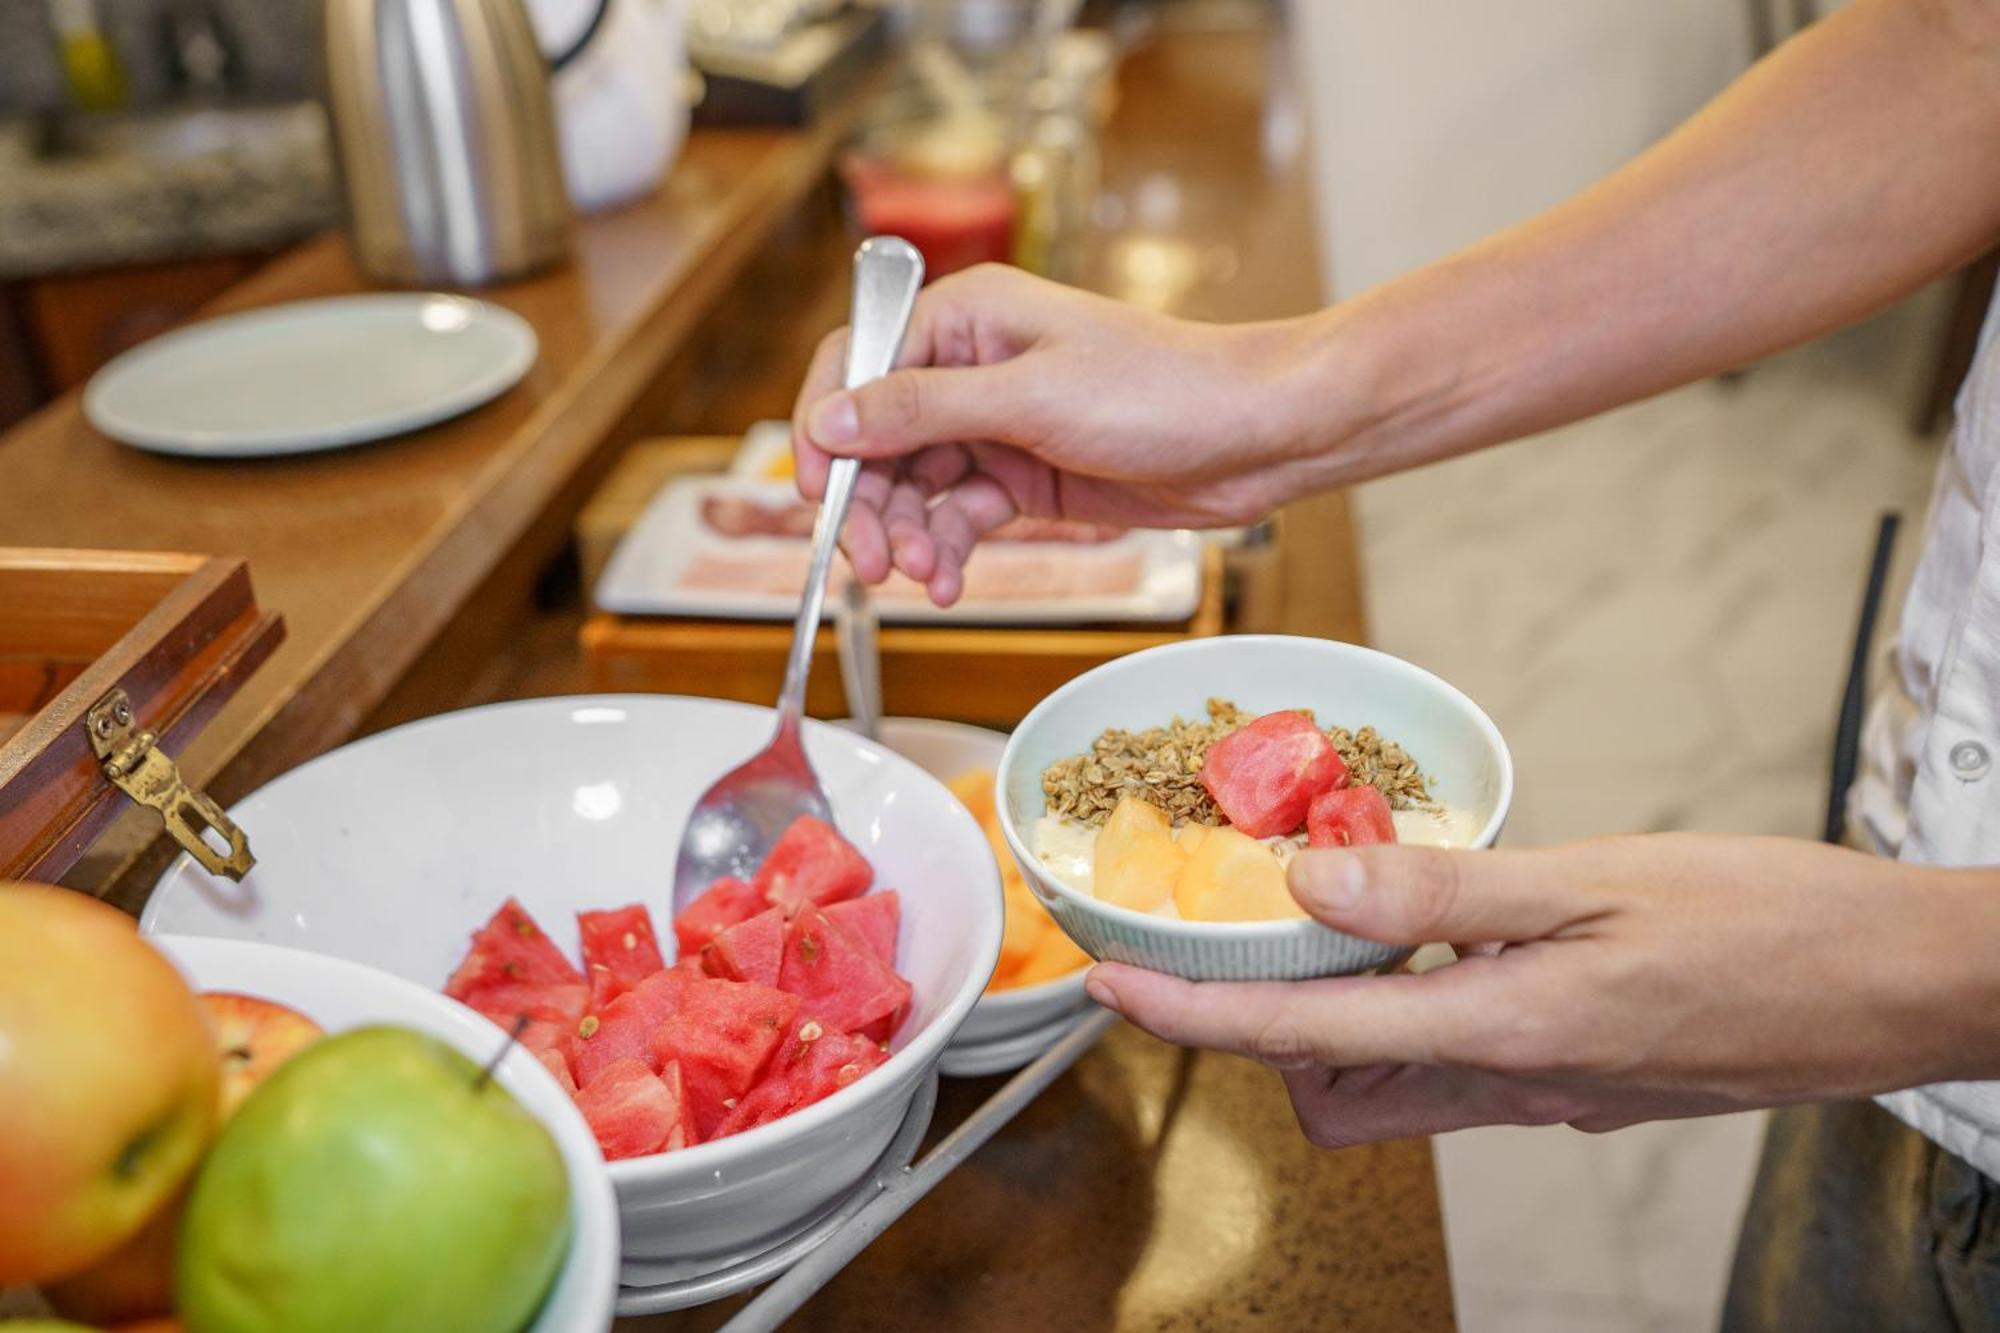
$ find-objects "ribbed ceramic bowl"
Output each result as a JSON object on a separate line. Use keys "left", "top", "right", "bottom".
{"left": 995, "top": 636, "right": 1513, "bottom": 981}
{"left": 141, "top": 696, "right": 1003, "bottom": 1279}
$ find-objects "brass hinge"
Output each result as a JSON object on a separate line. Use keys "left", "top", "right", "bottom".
{"left": 87, "top": 687, "right": 254, "bottom": 880}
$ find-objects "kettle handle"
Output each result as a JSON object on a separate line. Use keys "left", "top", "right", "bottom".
{"left": 546, "top": 0, "right": 612, "bottom": 73}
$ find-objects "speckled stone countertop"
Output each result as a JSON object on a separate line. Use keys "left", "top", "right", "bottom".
{"left": 0, "top": 101, "right": 336, "bottom": 279}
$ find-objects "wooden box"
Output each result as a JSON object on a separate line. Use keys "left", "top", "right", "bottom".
{"left": 0, "top": 549, "right": 284, "bottom": 884}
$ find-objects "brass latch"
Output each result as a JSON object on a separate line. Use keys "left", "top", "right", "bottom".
{"left": 87, "top": 688, "right": 255, "bottom": 880}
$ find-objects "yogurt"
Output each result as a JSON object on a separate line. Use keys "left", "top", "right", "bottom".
{"left": 1032, "top": 801, "right": 1483, "bottom": 913}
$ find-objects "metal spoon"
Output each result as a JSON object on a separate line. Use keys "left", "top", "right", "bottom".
{"left": 670, "top": 236, "right": 923, "bottom": 910}
{"left": 836, "top": 577, "right": 881, "bottom": 743}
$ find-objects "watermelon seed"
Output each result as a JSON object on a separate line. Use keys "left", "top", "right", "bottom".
{"left": 722, "top": 1097, "right": 738, "bottom": 1109}
{"left": 514, "top": 920, "right": 536, "bottom": 937}
{"left": 622, "top": 931, "right": 638, "bottom": 950}
{"left": 474, "top": 1015, "right": 531, "bottom": 1091}
{"left": 798, "top": 1020, "right": 823, "bottom": 1042}
{"left": 578, "top": 1015, "right": 601, "bottom": 1039}
{"left": 799, "top": 934, "right": 820, "bottom": 963}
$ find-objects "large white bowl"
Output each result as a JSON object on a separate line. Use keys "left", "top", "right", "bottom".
{"left": 149, "top": 934, "right": 619, "bottom": 1333}
{"left": 141, "top": 696, "right": 1004, "bottom": 1275}
{"left": 995, "top": 636, "right": 1513, "bottom": 981}
{"left": 834, "top": 718, "right": 1094, "bottom": 1063}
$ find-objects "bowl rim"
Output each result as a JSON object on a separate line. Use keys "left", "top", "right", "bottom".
{"left": 993, "top": 635, "right": 1515, "bottom": 940}
{"left": 148, "top": 932, "right": 621, "bottom": 1333}
{"left": 143, "top": 693, "right": 1004, "bottom": 1188}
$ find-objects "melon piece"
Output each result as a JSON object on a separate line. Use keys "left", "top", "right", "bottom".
{"left": 823, "top": 891, "right": 900, "bottom": 967}
{"left": 533, "top": 1047, "right": 577, "bottom": 1096}
{"left": 776, "top": 904, "right": 912, "bottom": 1038}
{"left": 652, "top": 977, "right": 800, "bottom": 1140}
{"left": 701, "top": 906, "right": 787, "bottom": 988}
{"left": 1307, "top": 785, "right": 1398, "bottom": 848}
{"left": 578, "top": 905, "right": 666, "bottom": 991}
{"left": 714, "top": 1026, "right": 890, "bottom": 1139}
{"left": 574, "top": 1058, "right": 689, "bottom": 1160}
{"left": 753, "top": 816, "right": 874, "bottom": 910}
{"left": 1174, "top": 825, "right": 1307, "bottom": 922}
{"left": 444, "top": 898, "right": 584, "bottom": 1002}
{"left": 993, "top": 875, "right": 1051, "bottom": 983}
{"left": 1198, "top": 711, "right": 1348, "bottom": 838}
{"left": 947, "top": 769, "right": 998, "bottom": 825}
{"left": 1003, "top": 926, "right": 1092, "bottom": 989}
{"left": 568, "top": 966, "right": 696, "bottom": 1087}
{"left": 517, "top": 1019, "right": 576, "bottom": 1092}
{"left": 465, "top": 980, "right": 587, "bottom": 1031}
{"left": 585, "top": 963, "right": 623, "bottom": 1013}
{"left": 1092, "top": 796, "right": 1184, "bottom": 914}
{"left": 673, "top": 876, "right": 765, "bottom": 957}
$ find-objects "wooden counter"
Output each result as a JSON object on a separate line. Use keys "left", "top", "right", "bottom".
{"left": 0, "top": 118, "right": 856, "bottom": 893}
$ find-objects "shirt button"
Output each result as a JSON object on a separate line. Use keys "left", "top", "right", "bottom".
{"left": 1950, "top": 741, "right": 1991, "bottom": 780}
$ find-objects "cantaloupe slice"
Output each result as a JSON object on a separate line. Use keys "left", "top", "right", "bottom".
{"left": 1007, "top": 925, "right": 1093, "bottom": 987}
{"left": 1093, "top": 796, "right": 1184, "bottom": 914}
{"left": 1174, "top": 826, "right": 1307, "bottom": 922}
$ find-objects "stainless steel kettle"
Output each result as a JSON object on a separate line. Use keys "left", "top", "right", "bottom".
{"left": 323, "top": 0, "right": 610, "bottom": 286}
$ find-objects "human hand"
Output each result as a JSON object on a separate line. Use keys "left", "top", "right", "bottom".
{"left": 1084, "top": 833, "right": 2000, "bottom": 1145}
{"left": 791, "top": 264, "right": 1333, "bottom": 604}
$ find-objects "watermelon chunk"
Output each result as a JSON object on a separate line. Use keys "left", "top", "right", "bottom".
{"left": 858, "top": 1000, "right": 907, "bottom": 1047}
{"left": 465, "top": 980, "right": 587, "bottom": 1030}
{"left": 578, "top": 905, "right": 666, "bottom": 991}
{"left": 585, "top": 963, "right": 624, "bottom": 1012}
{"left": 776, "top": 904, "right": 912, "bottom": 1038}
{"left": 652, "top": 977, "right": 799, "bottom": 1140}
{"left": 673, "top": 876, "right": 766, "bottom": 958}
{"left": 1199, "top": 712, "right": 1349, "bottom": 839}
{"left": 1307, "top": 785, "right": 1397, "bottom": 849}
{"left": 574, "top": 1057, "right": 689, "bottom": 1160}
{"left": 753, "top": 816, "right": 873, "bottom": 910}
{"left": 714, "top": 1025, "right": 889, "bottom": 1139}
{"left": 533, "top": 1047, "right": 577, "bottom": 1096}
{"left": 569, "top": 966, "right": 696, "bottom": 1087}
{"left": 823, "top": 891, "right": 900, "bottom": 967}
{"left": 443, "top": 898, "right": 584, "bottom": 1004}
{"left": 701, "top": 906, "right": 787, "bottom": 987}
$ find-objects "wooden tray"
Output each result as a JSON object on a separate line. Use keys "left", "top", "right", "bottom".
{"left": 576, "top": 439, "right": 1238, "bottom": 727}
{"left": 0, "top": 549, "right": 284, "bottom": 883}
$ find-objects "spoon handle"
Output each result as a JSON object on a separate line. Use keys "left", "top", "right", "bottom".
{"left": 775, "top": 236, "right": 924, "bottom": 736}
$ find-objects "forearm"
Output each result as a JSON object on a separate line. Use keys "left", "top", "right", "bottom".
{"left": 1272, "top": 0, "right": 2000, "bottom": 485}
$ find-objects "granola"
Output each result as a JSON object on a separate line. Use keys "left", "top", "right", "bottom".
{"left": 1041, "top": 698, "right": 1434, "bottom": 828}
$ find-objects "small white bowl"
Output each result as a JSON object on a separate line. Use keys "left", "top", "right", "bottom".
{"left": 140, "top": 696, "right": 1003, "bottom": 1278}
{"left": 995, "top": 636, "right": 1513, "bottom": 982}
{"left": 149, "top": 934, "right": 619, "bottom": 1333}
{"left": 836, "top": 717, "right": 1094, "bottom": 1063}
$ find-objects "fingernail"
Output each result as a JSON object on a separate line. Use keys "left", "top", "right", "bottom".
{"left": 1084, "top": 968, "right": 1118, "bottom": 1008}
{"left": 1296, "top": 851, "right": 1365, "bottom": 909}
{"left": 808, "top": 393, "right": 859, "bottom": 446}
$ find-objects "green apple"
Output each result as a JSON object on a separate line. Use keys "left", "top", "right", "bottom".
{"left": 175, "top": 1026, "right": 570, "bottom": 1333}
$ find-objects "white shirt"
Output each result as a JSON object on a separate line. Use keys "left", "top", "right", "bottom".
{"left": 1854, "top": 294, "right": 2000, "bottom": 1177}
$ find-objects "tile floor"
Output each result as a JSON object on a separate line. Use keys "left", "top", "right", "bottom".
{"left": 1352, "top": 287, "right": 1954, "bottom": 1332}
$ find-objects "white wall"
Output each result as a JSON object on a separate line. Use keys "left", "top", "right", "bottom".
{"left": 1290, "top": 0, "right": 1752, "bottom": 298}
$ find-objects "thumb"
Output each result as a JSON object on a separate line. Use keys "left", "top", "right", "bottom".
{"left": 1287, "top": 845, "right": 1600, "bottom": 946}
{"left": 804, "top": 362, "right": 1029, "bottom": 460}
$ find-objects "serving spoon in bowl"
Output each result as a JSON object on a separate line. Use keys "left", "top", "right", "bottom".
{"left": 670, "top": 236, "right": 924, "bottom": 912}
